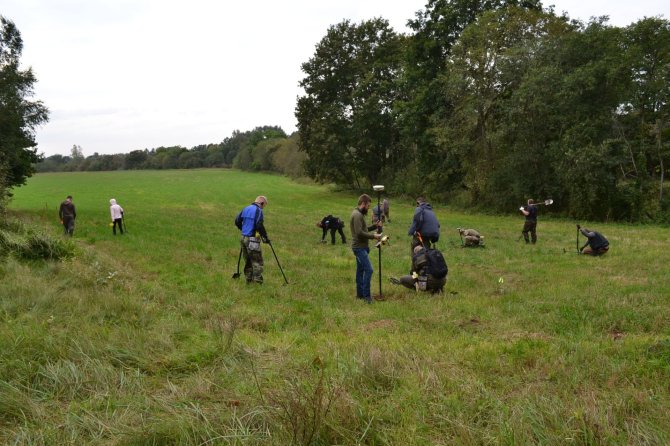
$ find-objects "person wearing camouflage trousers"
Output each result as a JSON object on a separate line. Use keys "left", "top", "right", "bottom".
{"left": 235, "top": 196, "right": 270, "bottom": 284}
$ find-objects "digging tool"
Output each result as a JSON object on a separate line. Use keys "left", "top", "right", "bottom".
{"left": 232, "top": 246, "right": 242, "bottom": 279}
{"left": 268, "top": 241, "right": 289, "bottom": 285}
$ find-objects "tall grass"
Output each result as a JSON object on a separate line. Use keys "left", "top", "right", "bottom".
{"left": 2, "top": 169, "right": 669, "bottom": 445}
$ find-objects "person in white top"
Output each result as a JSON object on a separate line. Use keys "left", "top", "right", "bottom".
{"left": 109, "top": 198, "right": 124, "bottom": 235}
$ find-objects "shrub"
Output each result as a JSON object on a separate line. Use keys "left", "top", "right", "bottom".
{"left": 13, "top": 231, "right": 75, "bottom": 261}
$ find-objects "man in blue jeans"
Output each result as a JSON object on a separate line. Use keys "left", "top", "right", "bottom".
{"left": 350, "top": 194, "right": 382, "bottom": 303}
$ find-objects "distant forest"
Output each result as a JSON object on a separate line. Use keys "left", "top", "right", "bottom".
{"left": 36, "top": 126, "right": 305, "bottom": 179}
{"left": 34, "top": 1, "right": 670, "bottom": 222}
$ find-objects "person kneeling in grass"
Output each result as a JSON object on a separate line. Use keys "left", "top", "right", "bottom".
{"left": 458, "top": 228, "right": 484, "bottom": 247}
{"left": 578, "top": 225, "right": 609, "bottom": 256}
{"left": 390, "top": 245, "right": 447, "bottom": 294}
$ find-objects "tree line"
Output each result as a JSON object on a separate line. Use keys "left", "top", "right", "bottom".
{"left": 34, "top": 127, "right": 306, "bottom": 179}
{"left": 296, "top": 0, "right": 670, "bottom": 222}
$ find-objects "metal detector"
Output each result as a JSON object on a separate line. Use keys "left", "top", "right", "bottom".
{"left": 576, "top": 225, "right": 581, "bottom": 254}
{"left": 232, "top": 247, "right": 242, "bottom": 279}
{"left": 268, "top": 241, "right": 289, "bottom": 285}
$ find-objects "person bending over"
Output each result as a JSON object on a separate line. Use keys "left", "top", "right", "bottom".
{"left": 317, "top": 215, "right": 347, "bottom": 244}
{"left": 458, "top": 228, "right": 484, "bottom": 247}
{"left": 578, "top": 225, "right": 609, "bottom": 256}
{"left": 408, "top": 196, "right": 440, "bottom": 253}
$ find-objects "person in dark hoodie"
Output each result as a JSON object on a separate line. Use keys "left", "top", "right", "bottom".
{"left": 235, "top": 196, "right": 270, "bottom": 284}
{"left": 317, "top": 215, "right": 347, "bottom": 244}
{"left": 578, "top": 225, "right": 609, "bottom": 256}
{"left": 407, "top": 196, "right": 440, "bottom": 253}
{"left": 59, "top": 195, "right": 76, "bottom": 236}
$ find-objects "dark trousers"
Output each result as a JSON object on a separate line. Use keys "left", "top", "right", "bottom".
{"left": 62, "top": 218, "right": 75, "bottom": 236}
{"left": 112, "top": 218, "right": 124, "bottom": 235}
{"left": 410, "top": 233, "right": 437, "bottom": 256}
{"left": 523, "top": 220, "right": 537, "bottom": 243}
{"left": 323, "top": 227, "right": 346, "bottom": 244}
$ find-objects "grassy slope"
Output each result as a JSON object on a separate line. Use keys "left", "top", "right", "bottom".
{"left": 2, "top": 169, "right": 669, "bottom": 445}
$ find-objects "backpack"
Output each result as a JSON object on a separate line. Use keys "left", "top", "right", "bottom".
{"left": 424, "top": 248, "right": 448, "bottom": 279}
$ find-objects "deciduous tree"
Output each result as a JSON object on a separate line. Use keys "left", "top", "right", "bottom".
{"left": 0, "top": 16, "right": 49, "bottom": 197}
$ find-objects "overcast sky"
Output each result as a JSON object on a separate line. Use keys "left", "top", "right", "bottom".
{"left": 3, "top": 0, "right": 668, "bottom": 157}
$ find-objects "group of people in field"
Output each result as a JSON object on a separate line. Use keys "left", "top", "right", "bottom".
{"left": 58, "top": 192, "right": 609, "bottom": 301}
{"left": 232, "top": 193, "right": 610, "bottom": 303}
{"left": 57, "top": 195, "right": 125, "bottom": 237}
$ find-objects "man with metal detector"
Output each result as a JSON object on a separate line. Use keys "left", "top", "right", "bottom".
{"left": 390, "top": 245, "right": 447, "bottom": 294}
{"left": 520, "top": 199, "right": 538, "bottom": 244}
{"left": 317, "top": 215, "right": 347, "bottom": 244}
{"left": 350, "top": 194, "right": 382, "bottom": 304}
{"left": 408, "top": 196, "right": 440, "bottom": 254}
{"left": 234, "top": 196, "right": 270, "bottom": 284}
{"left": 577, "top": 225, "right": 609, "bottom": 256}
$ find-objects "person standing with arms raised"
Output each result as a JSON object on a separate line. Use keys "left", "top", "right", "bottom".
{"left": 520, "top": 199, "right": 538, "bottom": 244}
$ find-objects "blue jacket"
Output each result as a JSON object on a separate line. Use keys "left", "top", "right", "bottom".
{"left": 408, "top": 203, "right": 440, "bottom": 241}
{"left": 235, "top": 203, "right": 267, "bottom": 238}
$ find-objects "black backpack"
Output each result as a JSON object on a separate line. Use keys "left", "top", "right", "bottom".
{"left": 424, "top": 248, "right": 448, "bottom": 279}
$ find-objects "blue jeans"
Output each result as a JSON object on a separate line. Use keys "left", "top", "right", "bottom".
{"left": 353, "top": 247, "right": 373, "bottom": 299}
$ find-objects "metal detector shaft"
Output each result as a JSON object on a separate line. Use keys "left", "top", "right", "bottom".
{"left": 232, "top": 246, "right": 242, "bottom": 279}
{"left": 576, "top": 226, "right": 580, "bottom": 254}
{"left": 268, "top": 241, "right": 289, "bottom": 285}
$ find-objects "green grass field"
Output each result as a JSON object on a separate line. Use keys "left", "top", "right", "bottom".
{"left": 2, "top": 169, "right": 670, "bottom": 445}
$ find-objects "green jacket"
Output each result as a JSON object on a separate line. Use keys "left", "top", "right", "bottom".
{"left": 350, "top": 207, "right": 377, "bottom": 249}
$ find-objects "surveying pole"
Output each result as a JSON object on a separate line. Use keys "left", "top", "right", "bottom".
{"left": 373, "top": 185, "right": 385, "bottom": 298}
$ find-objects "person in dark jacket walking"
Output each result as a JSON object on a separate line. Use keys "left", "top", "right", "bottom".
{"left": 317, "top": 215, "right": 347, "bottom": 244}
{"left": 59, "top": 195, "right": 76, "bottom": 236}
{"left": 235, "top": 196, "right": 270, "bottom": 284}
{"left": 578, "top": 225, "right": 609, "bottom": 256}
{"left": 520, "top": 199, "right": 538, "bottom": 244}
{"left": 407, "top": 196, "right": 440, "bottom": 252}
